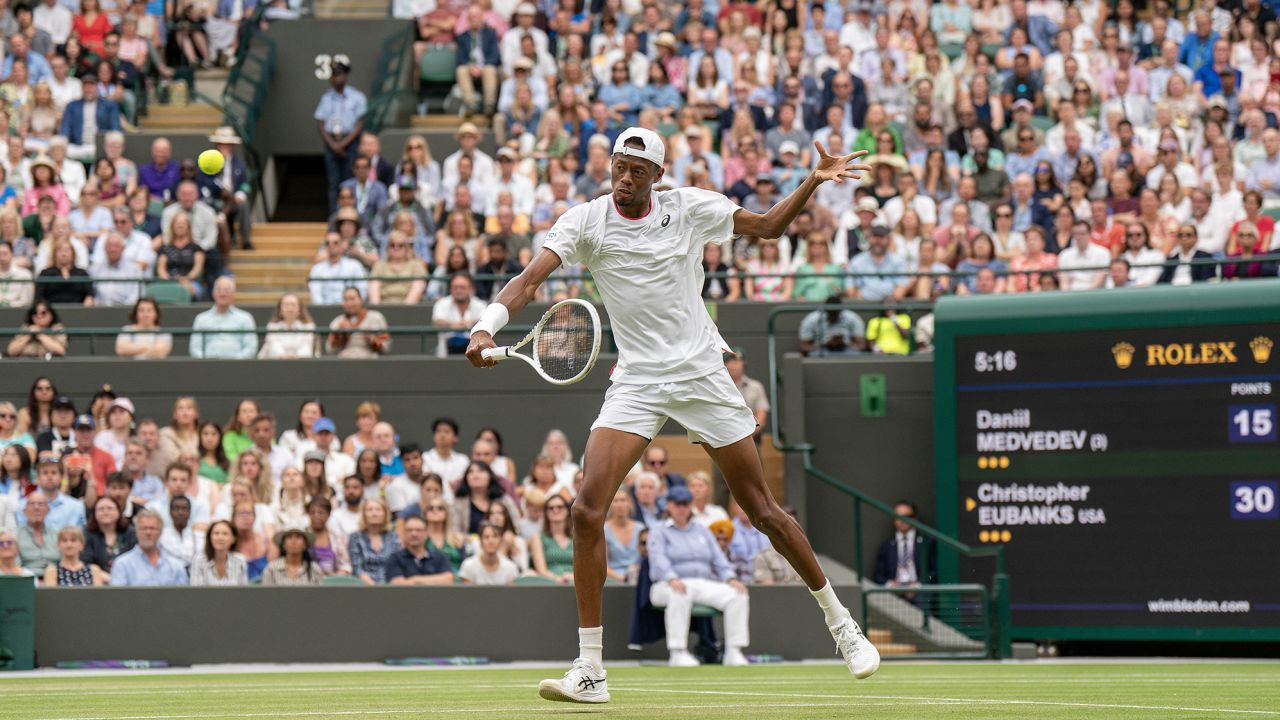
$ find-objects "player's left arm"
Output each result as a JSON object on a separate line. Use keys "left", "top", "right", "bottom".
{"left": 731, "top": 142, "right": 871, "bottom": 239}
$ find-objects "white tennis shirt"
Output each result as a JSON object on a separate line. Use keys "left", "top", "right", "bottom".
{"left": 542, "top": 187, "right": 741, "bottom": 385}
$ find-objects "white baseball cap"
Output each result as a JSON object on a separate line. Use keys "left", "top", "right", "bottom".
{"left": 612, "top": 127, "right": 665, "bottom": 168}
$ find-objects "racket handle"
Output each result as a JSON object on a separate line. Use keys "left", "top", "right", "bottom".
{"left": 481, "top": 347, "right": 511, "bottom": 361}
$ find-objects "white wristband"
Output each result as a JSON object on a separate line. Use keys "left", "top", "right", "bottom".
{"left": 470, "top": 303, "right": 510, "bottom": 338}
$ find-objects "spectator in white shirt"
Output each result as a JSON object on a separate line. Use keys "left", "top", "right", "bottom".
{"left": 249, "top": 413, "right": 295, "bottom": 484}
{"left": 486, "top": 147, "right": 535, "bottom": 216}
{"left": 0, "top": 240, "right": 33, "bottom": 308}
{"left": 500, "top": 3, "right": 548, "bottom": 73}
{"left": 1057, "top": 219, "right": 1112, "bottom": 290}
{"left": 330, "top": 476, "right": 364, "bottom": 539}
{"left": 89, "top": 232, "right": 144, "bottom": 306}
{"left": 308, "top": 232, "right": 367, "bottom": 305}
{"left": 46, "top": 56, "right": 81, "bottom": 112}
{"left": 258, "top": 293, "right": 318, "bottom": 359}
{"left": 293, "top": 418, "right": 355, "bottom": 490}
{"left": 33, "top": 0, "right": 71, "bottom": 46}
{"left": 96, "top": 208, "right": 156, "bottom": 273}
{"left": 423, "top": 417, "right": 469, "bottom": 501}
{"left": 431, "top": 271, "right": 487, "bottom": 357}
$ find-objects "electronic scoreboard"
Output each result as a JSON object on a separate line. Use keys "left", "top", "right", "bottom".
{"left": 934, "top": 283, "right": 1280, "bottom": 641}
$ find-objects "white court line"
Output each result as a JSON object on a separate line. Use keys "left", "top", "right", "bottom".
{"left": 30, "top": 700, "right": 972, "bottom": 720}
{"left": 621, "top": 687, "right": 1280, "bottom": 716}
{"left": 6, "top": 674, "right": 1280, "bottom": 698}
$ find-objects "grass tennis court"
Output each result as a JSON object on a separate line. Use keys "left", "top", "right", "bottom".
{"left": 4, "top": 662, "right": 1280, "bottom": 719}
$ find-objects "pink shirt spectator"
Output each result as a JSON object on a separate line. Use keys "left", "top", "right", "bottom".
{"left": 22, "top": 185, "right": 70, "bottom": 216}
{"left": 1008, "top": 253, "right": 1060, "bottom": 292}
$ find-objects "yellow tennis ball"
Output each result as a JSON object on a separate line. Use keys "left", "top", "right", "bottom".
{"left": 198, "top": 149, "right": 225, "bottom": 175}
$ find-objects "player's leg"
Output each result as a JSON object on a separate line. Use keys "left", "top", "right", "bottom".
{"left": 539, "top": 387, "right": 658, "bottom": 704}
{"left": 572, "top": 427, "right": 650, "bottom": 629}
{"left": 704, "top": 436, "right": 880, "bottom": 678}
{"left": 704, "top": 437, "right": 825, "bottom": 588}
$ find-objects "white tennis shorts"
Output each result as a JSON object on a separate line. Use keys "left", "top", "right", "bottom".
{"left": 591, "top": 369, "right": 757, "bottom": 448}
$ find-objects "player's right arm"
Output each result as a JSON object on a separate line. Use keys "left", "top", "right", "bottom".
{"left": 465, "top": 248, "right": 563, "bottom": 368}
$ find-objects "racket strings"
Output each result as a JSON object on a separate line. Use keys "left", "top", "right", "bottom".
{"left": 535, "top": 303, "right": 596, "bottom": 382}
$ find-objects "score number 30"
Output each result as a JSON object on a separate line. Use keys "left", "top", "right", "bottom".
{"left": 1232, "top": 481, "right": 1278, "bottom": 519}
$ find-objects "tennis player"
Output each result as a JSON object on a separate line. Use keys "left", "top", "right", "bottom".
{"left": 466, "top": 127, "right": 879, "bottom": 703}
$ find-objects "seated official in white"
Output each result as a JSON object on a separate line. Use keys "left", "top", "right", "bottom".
{"left": 647, "top": 485, "right": 749, "bottom": 667}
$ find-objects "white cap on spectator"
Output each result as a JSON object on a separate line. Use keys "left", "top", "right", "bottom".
{"left": 778, "top": 140, "right": 800, "bottom": 156}
{"left": 496, "top": 146, "right": 518, "bottom": 160}
{"left": 856, "top": 197, "right": 880, "bottom": 214}
{"left": 512, "top": 56, "right": 534, "bottom": 70}
{"left": 612, "top": 127, "right": 665, "bottom": 167}
{"left": 655, "top": 32, "right": 678, "bottom": 48}
{"left": 515, "top": 2, "right": 536, "bottom": 14}
{"left": 1012, "top": 99, "right": 1034, "bottom": 113}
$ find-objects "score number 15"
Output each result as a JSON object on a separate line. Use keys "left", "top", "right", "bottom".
{"left": 1229, "top": 404, "right": 1277, "bottom": 443}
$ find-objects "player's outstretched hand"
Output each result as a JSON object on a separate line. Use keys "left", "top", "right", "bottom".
{"left": 813, "top": 141, "right": 873, "bottom": 184}
{"left": 466, "top": 331, "right": 497, "bottom": 368}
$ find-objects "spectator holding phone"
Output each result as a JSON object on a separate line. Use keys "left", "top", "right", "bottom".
{"left": 326, "top": 287, "right": 389, "bottom": 358}
{"left": 798, "top": 295, "right": 867, "bottom": 356}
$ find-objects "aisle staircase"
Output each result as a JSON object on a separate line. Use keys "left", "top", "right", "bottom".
{"left": 225, "top": 222, "right": 325, "bottom": 304}
{"left": 866, "top": 628, "right": 918, "bottom": 657}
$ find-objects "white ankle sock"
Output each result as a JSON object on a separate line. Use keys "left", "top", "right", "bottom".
{"left": 810, "top": 581, "right": 853, "bottom": 628}
{"left": 579, "top": 626, "right": 603, "bottom": 667}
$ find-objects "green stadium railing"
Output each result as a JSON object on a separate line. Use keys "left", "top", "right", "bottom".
{"left": 189, "top": 5, "right": 279, "bottom": 225}
{"left": 0, "top": 323, "right": 618, "bottom": 358}
{"left": 363, "top": 23, "right": 416, "bottom": 134}
{"left": 765, "top": 303, "right": 1012, "bottom": 659}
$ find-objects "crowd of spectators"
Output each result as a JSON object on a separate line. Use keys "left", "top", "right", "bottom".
{"left": 4, "top": 0, "right": 1279, "bottom": 341}
{"left": 0, "top": 0, "right": 283, "bottom": 312}
{"left": 335, "top": 0, "right": 1280, "bottom": 309}
{"left": 0, "top": 372, "right": 789, "bottom": 587}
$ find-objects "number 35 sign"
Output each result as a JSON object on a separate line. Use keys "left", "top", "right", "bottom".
{"left": 314, "top": 54, "right": 352, "bottom": 80}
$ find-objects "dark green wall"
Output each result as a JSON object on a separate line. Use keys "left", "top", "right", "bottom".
{"left": 33, "top": 583, "right": 860, "bottom": 665}
{"left": 256, "top": 20, "right": 411, "bottom": 156}
{"left": 792, "top": 357, "right": 936, "bottom": 576}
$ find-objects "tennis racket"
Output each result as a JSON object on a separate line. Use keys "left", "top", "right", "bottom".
{"left": 481, "top": 299, "right": 602, "bottom": 385}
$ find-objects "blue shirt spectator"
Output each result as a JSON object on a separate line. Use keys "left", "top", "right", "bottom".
{"left": 2, "top": 51, "right": 51, "bottom": 84}
{"left": 349, "top": 526, "right": 401, "bottom": 584}
{"left": 1245, "top": 136, "right": 1280, "bottom": 199}
{"left": 59, "top": 78, "right": 122, "bottom": 150}
{"left": 648, "top": 517, "right": 734, "bottom": 583}
{"left": 846, "top": 231, "right": 908, "bottom": 301}
{"left": 112, "top": 546, "right": 188, "bottom": 585}
{"left": 19, "top": 490, "right": 84, "bottom": 532}
{"left": 597, "top": 69, "right": 643, "bottom": 126}
{"left": 384, "top": 519, "right": 453, "bottom": 584}
{"left": 111, "top": 511, "right": 188, "bottom": 586}
{"left": 1177, "top": 25, "right": 1218, "bottom": 74}
{"left": 313, "top": 82, "right": 368, "bottom": 139}
{"left": 643, "top": 82, "right": 684, "bottom": 117}
{"left": 671, "top": 130, "right": 725, "bottom": 189}
{"left": 190, "top": 277, "right": 259, "bottom": 359}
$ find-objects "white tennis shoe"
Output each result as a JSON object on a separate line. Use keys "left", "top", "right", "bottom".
{"left": 831, "top": 619, "right": 880, "bottom": 679}
{"left": 668, "top": 649, "right": 701, "bottom": 667}
{"left": 538, "top": 658, "right": 610, "bottom": 704}
{"left": 722, "top": 648, "right": 750, "bottom": 666}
